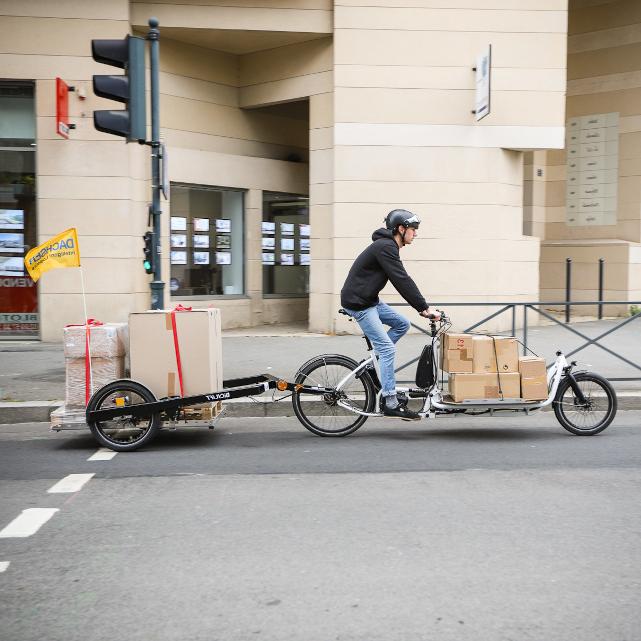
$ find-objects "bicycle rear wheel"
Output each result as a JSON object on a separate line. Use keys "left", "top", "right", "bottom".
{"left": 86, "top": 379, "right": 161, "bottom": 451}
{"left": 292, "top": 354, "right": 375, "bottom": 436}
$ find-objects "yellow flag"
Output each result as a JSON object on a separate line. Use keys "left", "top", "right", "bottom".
{"left": 24, "top": 228, "right": 80, "bottom": 282}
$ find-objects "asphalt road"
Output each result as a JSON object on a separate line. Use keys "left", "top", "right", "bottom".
{"left": 1, "top": 412, "right": 641, "bottom": 641}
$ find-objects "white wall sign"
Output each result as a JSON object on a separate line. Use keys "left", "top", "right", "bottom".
{"left": 474, "top": 45, "right": 491, "bottom": 122}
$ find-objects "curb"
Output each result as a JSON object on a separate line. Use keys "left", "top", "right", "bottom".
{"left": 2, "top": 395, "right": 641, "bottom": 425}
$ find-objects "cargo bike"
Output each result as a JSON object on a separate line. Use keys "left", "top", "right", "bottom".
{"left": 85, "top": 309, "right": 617, "bottom": 451}
{"left": 291, "top": 309, "right": 618, "bottom": 437}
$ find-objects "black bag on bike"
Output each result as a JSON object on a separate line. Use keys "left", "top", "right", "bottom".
{"left": 415, "top": 345, "right": 435, "bottom": 388}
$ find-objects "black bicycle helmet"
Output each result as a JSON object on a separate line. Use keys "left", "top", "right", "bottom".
{"left": 385, "top": 209, "right": 421, "bottom": 232}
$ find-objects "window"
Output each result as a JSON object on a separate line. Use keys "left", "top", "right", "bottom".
{"left": 0, "top": 81, "right": 37, "bottom": 338}
{"left": 262, "top": 192, "right": 309, "bottom": 296}
{"left": 169, "top": 184, "right": 244, "bottom": 297}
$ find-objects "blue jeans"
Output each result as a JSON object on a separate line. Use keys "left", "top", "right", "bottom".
{"left": 343, "top": 302, "right": 411, "bottom": 396}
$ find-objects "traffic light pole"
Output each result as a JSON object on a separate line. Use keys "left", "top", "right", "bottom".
{"left": 148, "top": 17, "right": 164, "bottom": 310}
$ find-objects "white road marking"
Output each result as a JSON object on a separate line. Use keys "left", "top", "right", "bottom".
{"left": 0, "top": 509, "right": 59, "bottom": 538}
{"left": 87, "top": 448, "right": 117, "bottom": 461}
{"left": 0, "top": 562, "right": 10, "bottom": 572}
{"left": 47, "top": 473, "right": 95, "bottom": 494}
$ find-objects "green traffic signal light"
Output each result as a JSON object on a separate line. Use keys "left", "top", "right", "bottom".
{"left": 143, "top": 231, "right": 154, "bottom": 275}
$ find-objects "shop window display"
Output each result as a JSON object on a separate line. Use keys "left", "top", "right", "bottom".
{"left": 170, "top": 184, "right": 244, "bottom": 297}
{"left": 0, "top": 81, "right": 37, "bottom": 338}
{"left": 262, "top": 192, "right": 309, "bottom": 297}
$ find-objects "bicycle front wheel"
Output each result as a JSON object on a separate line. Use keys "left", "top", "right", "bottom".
{"left": 292, "top": 354, "right": 375, "bottom": 436}
{"left": 553, "top": 372, "right": 617, "bottom": 435}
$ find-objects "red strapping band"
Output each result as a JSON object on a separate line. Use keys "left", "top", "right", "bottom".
{"left": 169, "top": 305, "right": 192, "bottom": 397}
{"left": 65, "top": 319, "right": 103, "bottom": 405}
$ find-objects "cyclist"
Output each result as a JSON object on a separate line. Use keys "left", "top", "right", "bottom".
{"left": 340, "top": 209, "right": 440, "bottom": 420}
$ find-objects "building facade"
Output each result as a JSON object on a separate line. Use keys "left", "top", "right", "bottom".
{"left": 0, "top": 0, "right": 639, "bottom": 341}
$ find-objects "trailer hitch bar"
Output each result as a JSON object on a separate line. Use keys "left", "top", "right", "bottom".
{"left": 86, "top": 374, "right": 332, "bottom": 423}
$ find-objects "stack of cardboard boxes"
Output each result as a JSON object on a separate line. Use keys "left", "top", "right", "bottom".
{"left": 63, "top": 323, "right": 128, "bottom": 407}
{"left": 441, "top": 334, "right": 548, "bottom": 402}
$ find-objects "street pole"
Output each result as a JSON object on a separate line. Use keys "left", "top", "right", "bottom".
{"left": 147, "top": 17, "right": 164, "bottom": 309}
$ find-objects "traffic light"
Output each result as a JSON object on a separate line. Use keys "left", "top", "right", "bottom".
{"left": 92, "top": 35, "right": 146, "bottom": 142}
{"left": 143, "top": 231, "right": 154, "bottom": 274}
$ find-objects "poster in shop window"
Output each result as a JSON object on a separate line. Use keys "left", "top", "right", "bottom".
{"left": 216, "top": 252, "right": 232, "bottom": 265}
{"left": 193, "top": 251, "right": 210, "bottom": 265}
{"left": 280, "top": 223, "right": 294, "bottom": 236}
{"left": 171, "top": 234, "right": 186, "bottom": 248}
{"left": 194, "top": 218, "right": 209, "bottom": 232}
{"left": 262, "top": 253, "right": 275, "bottom": 265}
{"left": 170, "top": 251, "right": 187, "bottom": 265}
{"left": 281, "top": 238, "right": 294, "bottom": 251}
{"left": 300, "top": 254, "right": 310, "bottom": 266}
{"left": 0, "top": 233, "right": 24, "bottom": 252}
{"left": 0, "top": 210, "right": 24, "bottom": 230}
{"left": 216, "top": 219, "right": 231, "bottom": 234}
{"left": 299, "top": 224, "right": 310, "bottom": 237}
{"left": 193, "top": 235, "right": 209, "bottom": 248}
{"left": 261, "top": 222, "right": 275, "bottom": 235}
{"left": 300, "top": 238, "right": 310, "bottom": 251}
{"left": 216, "top": 235, "right": 231, "bottom": 249}
{"left": 262, "top": 237, "right": 275, "bottom": 250}
{"left": 0, "top": 257, "right": 25, "bottom": 276}
{"left": 280, "top": 253, "right": 294, "bottom": 266}
{"left": 170, "top": 216, "right": 187, "bottom": 231}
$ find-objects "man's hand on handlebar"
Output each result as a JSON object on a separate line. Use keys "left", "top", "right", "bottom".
{"left": 420, "top": 308, "right": 442, "bottom": 321}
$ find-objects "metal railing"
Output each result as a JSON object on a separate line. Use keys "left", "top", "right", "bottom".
{"left": 390, "top": 301, "right": 641, "bottom": 383}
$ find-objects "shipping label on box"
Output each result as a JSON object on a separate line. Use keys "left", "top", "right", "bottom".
{"left": 441, "top": 333, "right": 473, "bottom": 373}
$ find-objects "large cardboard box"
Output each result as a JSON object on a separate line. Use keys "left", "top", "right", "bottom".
{"left": 129, "top": 309, "right": 223, "bottom": 406}
{"left": 440, "top": 333, "right": 473, "bottom": 373}
{"left": 519, "top": 356, "right": 548, "bottom": 401}
{"left": 449, "top": 372, "right": 520, "bottom": 402}
{"left": 472, "top": 336, "right": 519, "bottom": 373}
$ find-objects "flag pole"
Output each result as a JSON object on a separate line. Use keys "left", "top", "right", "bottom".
{"left": 79, "top": 265, "right": 93, "bottom": 398}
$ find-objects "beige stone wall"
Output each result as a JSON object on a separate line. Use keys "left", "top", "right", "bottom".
{"left": 0, "top": 0, "right": 317, "bottom": 339}
{"left": 0, "top": 0, "right": 151, "bottom": 341}
{"left": 323, "top": 0, "right": 567, "bottom": 334}
{"left": 538, "top": 0, "right": 641, "bottom": 310}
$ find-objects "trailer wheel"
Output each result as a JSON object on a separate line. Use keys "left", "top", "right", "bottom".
{"left": 86, "top": 379, "right": 161, "bottom": 451}
{"left": 553, "top": 372, "right": 617, "bottom": 436}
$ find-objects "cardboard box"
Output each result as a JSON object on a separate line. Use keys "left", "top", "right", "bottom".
{"left": 129, "top": 309, "right": 223, "bottom": 408}
{"left": 440, "top": 333, "right": 473, "bottom": 373}
{"left": 472, "top": 336, "right": 519, "bottom": 373}
{"left": 448, "top": 372, "right": 520, "bottom": 402}
{"left": 64, "top": 322, "right": 128, "bottom": 359}
{"left": 519, "top": 356, "right": 546, "bottom": 378}
{"left": 519, "top": 356, "right": 548, "bottom": 400}
{"left": 65, "top": 356, "right": 125, "bottom": 407}
{"left": 521, "top": 377, "right": 548, "bottom": 400}
{"left": 472, "top": 336, "right": 497, "bottom": 373}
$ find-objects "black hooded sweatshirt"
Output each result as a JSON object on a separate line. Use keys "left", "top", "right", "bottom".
{"left": 340, "top": 228, "right": 428, "bottom": 313}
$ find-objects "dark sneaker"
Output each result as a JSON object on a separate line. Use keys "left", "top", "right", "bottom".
{"left": 383, "top": 404, "right": 421, "bottom": 421}
{"left": 379, "top": 392, "right": 408, "bottom": 412}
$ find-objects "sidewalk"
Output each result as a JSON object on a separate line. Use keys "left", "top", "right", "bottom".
{"left": 1, "top": 318, "right": 640, "bottom": 423}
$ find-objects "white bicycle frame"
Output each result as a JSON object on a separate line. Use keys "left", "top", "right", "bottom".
{"left": 335, "top": 336, "right": 569, "bottom": 418}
